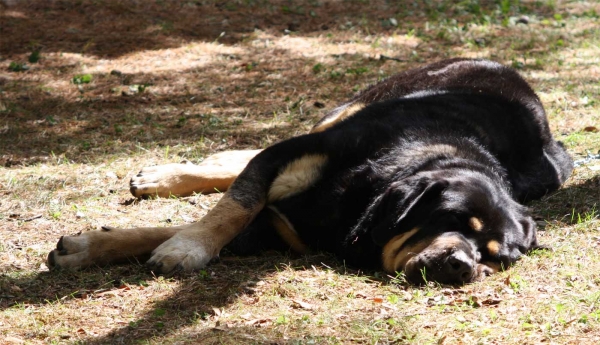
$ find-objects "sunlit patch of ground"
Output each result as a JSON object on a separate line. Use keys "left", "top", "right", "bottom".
{"left": 1, "top": 0, "right": 599, "bottom": 344}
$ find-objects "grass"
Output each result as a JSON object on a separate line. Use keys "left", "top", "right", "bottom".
{"left": 1, "top": 0, "right": 599, "bottom": 344}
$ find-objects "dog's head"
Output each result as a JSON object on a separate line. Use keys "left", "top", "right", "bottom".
{"left": 359, "top": 170, "right": 540, "bottom": 285}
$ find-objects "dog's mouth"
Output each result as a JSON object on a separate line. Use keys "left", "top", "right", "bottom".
{"left": 403, "top": 249, "right": 478, "bottom": 285}
{"left": 383, "top": 231, "right": 499, "bottom": 285}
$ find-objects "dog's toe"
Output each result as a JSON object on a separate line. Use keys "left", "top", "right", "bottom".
{"left": 46, "top": 234, "right": 91, "bottom": 270}
{"left": 47, "top": 250, "right": 60, "bottom": 269}
{"left": 130, "top": 182, "right": 160, "bottom": 198}
{"left": 146, "top": 235, "right": 214, "bottom": 274}
{"left": 56, "top": 236, "right": 65, "bottom": 251}
{"left": 129, "top": 165, "right": 180, "bottom": 198}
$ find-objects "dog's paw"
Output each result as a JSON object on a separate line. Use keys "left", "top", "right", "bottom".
{"left": 146, "top": 233, "right": 216, "bottom": 274}
{"left": 129, "top": 162, "right": 195, "bottom": 198}
{"left": 47, "top": 231, "right": 94, "bottom": 270}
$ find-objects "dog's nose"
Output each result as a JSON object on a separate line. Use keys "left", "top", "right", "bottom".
{"left": 443, "top": 251, "right": 474, "bottom": 282}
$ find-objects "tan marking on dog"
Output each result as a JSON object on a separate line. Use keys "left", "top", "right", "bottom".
{"left": 200, "top": 193, "right": 261, "bottom": 249}
{"left": 429, "top": 235, "right": 466, "bottom": 250}
{"left": 409, "top": 144, "right": 458, "bottom": 158}
{"left": 141, "top": 193, "right": 264, "bottom": 273}
{"left": 268, "top": 154, "right": 328, "bottom": 202}
{"left": 381, "top": 227, "right": 421, "bottom": 273}
{"left": 479, "top": 261, "right": 501, "bottom": 274}
{"left": 268, "top": 206, "right": 308, "bottom": 254}
{"left": 468, "top": 217, "right": 484, "bottom": 232}
{"left": 474, "top": 261, "right": 502, "bottom": 281}
{"left": 311, "top": 102, "right": 365, "bottom": 133}
{"left": 487, "top": 240, "right": 500, "bottom": 256}
{"left": 386, "top": 237, "right": 434, "bottom": 274}
{"left": 391, "top": 234, "right": 468, "bottom": 274}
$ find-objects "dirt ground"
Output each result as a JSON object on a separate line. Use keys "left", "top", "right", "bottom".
{"left": 1, "top": 1, "right": 599, "bottom": 344}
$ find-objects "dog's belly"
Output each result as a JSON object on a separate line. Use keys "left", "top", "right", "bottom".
{"left": 268, "top": 165, "right": 379, "bottom": 253}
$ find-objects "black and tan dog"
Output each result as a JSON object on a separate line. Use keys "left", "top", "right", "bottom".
{"left": 48, "top": 59, "right": 573, "bottom": 285}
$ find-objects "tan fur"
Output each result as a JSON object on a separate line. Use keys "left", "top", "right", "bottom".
{"left": 428, "top": 235, "right": 466, "bottom": 250}
{"left": 130, "top": 149, "right": 261, "bottom": 198}
{"left": 487, "top": 240, "right": 500, "bottom": 256}
{"left": 311, "top": 102, "right": 365, "bottom": 133}
{"left": 381, "top": 227, "right": 421, "bottom": 273}
{"left": 268, "top": 154, "right": 328, "bottom": 202}
{"left": 48, "top": 226, "right": 182, "bottom": 269}
{"left": 408, "top": 143, "right": 458, "bottom": 158}
{"left": 268, "top": 206, "right": 308, "bottom": 254}
{"left": 387, "top": 238, "right": 434, "bottom": 274}
{"left": 393, "top": 234, "right": 467, "bottom": 274}
{"left": 478, "top": 261, "right": 501, "bottom": 274}
{"left": 192, "top": 193, "right": 260, "bottom": 250}
{"left": 140, "top": 194, "right": 259, "bottom": 273}
{"left": 468, "top": 217, "right": 484, "bottom": 232}
{"left": 49, "top": 193, "right": 260, "bottom": 271}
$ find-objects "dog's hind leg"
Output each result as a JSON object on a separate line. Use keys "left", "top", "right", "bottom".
{"left": 130, "top": 150, "right": 261, "bottom": 198}
{"left": 129, "top": 101, "right": 356, "bottom": 200}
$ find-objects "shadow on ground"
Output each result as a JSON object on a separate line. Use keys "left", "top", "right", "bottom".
{"left": 2, "top": 0, "right": 426, "bottom": 58}
{"left": 1, "top": 251, "right": 368, "bottom": 344}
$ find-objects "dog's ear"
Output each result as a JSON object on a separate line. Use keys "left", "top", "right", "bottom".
{"left": 504, "top": 215, "right": 543, "bottom": 262}
{"left": 490, "top": 210, "right": 543, "bottom": 267}
{"left": 355, "top": 177, "right": 449, "bottom": 246}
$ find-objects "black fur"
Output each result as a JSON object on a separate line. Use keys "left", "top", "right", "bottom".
{"left": 225, "top": 59, "right": 572, "bottom": 285}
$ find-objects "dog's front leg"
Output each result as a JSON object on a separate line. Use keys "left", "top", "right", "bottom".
{"left": 144, "top": 134, "right": 329, "bottom": 274}
{"left": 144, "top": 193, "right": 261, "bottom": 273}
{"left": 47, "top": 225, "right": 182, "bottom": 270}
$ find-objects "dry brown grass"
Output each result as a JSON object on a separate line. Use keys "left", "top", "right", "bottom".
{"left": 1, "top": 1, "right": 599, "bottom": 344}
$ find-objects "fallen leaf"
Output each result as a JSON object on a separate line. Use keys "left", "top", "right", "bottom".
{"left": 239, "top": 313, "right": 253, "bottom": 320}
{"left": 291, "top": 299, "right": 314, "bottom": 310}
{"left": 480, "top": 298, "right": 503, "bottom": 306}
{"left": 4, "top": 336, "right": 25, "bottom": 344}
{"left": 96, "top": 290, "right": 119, "bottom": 297}
{"left": 245, "top": 319, "right": 271, "bottom": 327}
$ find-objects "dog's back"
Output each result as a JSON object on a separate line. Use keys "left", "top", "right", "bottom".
{"left": 314, "top": 58, "right": 572, "bottom": 201}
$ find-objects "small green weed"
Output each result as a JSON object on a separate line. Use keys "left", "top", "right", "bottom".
{"left": 72, "top": 74, "right": 93, "bottom": 84}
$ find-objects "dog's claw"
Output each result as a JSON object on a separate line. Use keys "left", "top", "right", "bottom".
{"left": 146, "top": 260, "right": 163, "bottom": 271}
{"left": 47, "top": 250, "right": 58, "bottom": 269}
{"left": 56, "top": 236, "right": 64, "bottom": 251}
{"left": 208, "top": 255, "right": 221, "bottom": 265}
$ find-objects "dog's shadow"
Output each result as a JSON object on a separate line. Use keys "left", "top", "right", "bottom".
{"left": 529, "top": 172, "right": 599, "bottom": 223}
{"left": 2, "top": 251, "right": 373, "bottom": 343}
